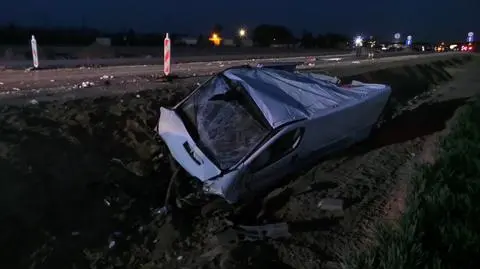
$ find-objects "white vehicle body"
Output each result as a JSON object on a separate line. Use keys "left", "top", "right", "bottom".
{"left": 156, "top": 65, "right": 391, "bottom": 204}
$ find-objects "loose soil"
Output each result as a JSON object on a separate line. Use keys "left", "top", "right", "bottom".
{"left": 0, "top": 55, "right": 477, "bottom": 269}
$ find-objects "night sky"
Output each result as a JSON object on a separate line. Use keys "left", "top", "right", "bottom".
{"left": 2, "top": 0, "right": 478, "bottom": 42}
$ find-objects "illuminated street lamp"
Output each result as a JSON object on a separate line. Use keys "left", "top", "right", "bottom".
{"left": 354, "top": 36, "right": 363, "bottom": 47}
{"left": 239, "top": 28, "right": 246, "bottom": 37}
{"left": 209, "top": 33, "right": 222, "bottom": 46}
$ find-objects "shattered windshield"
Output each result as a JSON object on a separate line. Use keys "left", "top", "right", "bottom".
{"left": 178, "top": 74, "right": 270, "bottom": 170}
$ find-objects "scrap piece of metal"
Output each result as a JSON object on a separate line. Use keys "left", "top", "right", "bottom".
{"left": 317, "top": 198, "right": 343, "bottom": 212}
{"left": 212, "top": 222, "right": 291, "bottom": 245}
{"left": 234, "top": 222, "right": 291, "bottom": 241}
{"left": 191, "top": 222, "right": 290, "bottom": 268}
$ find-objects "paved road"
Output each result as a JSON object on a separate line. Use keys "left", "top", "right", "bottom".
{"left": 0, "top": 51, "right": 446, "bottom": 87}
{"left": 0, "top": 51, "right": 466, "bottom": 105}
{"left": 0, "top": 50, "right": 349, "bottom": 69}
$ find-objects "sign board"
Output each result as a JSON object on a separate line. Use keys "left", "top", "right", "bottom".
{"left": 31, "top": 35, "right": 39, "bottom": 68}
{"left": 467, "top": 32, "right": 474, "bottom": 43}
{"left": 406, "top": 35, "right": 412, "bottom": 46}
{"left": 163, "top": 33, "right": 171, "bottom": 76}
{"left": 95, "top": 37, "right": 111, "bottom": 46}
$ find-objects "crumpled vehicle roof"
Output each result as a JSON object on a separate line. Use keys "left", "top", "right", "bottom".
{"left": 223, "top": 68, "right": 376, "bottom": 128}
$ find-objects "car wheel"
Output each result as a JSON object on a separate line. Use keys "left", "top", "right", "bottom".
{"left": 201, "top": 198, "right": 233, "bottom": 218}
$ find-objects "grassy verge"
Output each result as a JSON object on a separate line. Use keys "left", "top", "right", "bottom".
{"left": 342, "top": 99, "right": 480, "bottom": 269}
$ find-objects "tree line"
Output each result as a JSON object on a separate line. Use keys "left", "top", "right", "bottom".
{"left": 0, "top": 23, "right": 350, "bottom": 49}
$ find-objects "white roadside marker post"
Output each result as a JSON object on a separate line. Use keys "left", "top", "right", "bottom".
{"left": 31, "top": 35, "right": 39, "bottom": 69}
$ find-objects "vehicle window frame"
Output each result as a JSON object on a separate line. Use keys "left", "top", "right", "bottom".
{"left": 175, "top": 74, "right": 273, "bottom": 171}
{"left": 249, "top": 128, "right": 304, "bottom": 173}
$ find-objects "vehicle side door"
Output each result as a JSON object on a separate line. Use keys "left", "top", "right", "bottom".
{"left": 244, "top": 128, "right": 304, "bottom": 194}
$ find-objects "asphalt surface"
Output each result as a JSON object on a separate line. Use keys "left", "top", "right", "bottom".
{"left": 0, "top": 49, "right": 349, "bottom": 69}
{"left": 0, "top": 51, "right": 453, "bottom": 89}
{"left": 0, "top": 51, "right": 466, "bottom": 108}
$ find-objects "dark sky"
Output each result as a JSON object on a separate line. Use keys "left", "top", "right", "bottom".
{"left": 2, "top": 0, "right": 478, "bottom": 42}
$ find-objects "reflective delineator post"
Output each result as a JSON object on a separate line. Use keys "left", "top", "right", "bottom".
{"left": 31, "top": 35, "right": 39, "bottom": 68}
{"left": 164, "top": 33, "right": 171, "bottom": 76}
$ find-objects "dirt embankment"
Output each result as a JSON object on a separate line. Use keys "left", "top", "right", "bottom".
{"left": 0, "top": 54, "right": 475, "bottom": 269}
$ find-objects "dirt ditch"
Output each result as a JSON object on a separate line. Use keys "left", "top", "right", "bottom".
{"left": 0, "top": 55, "right": 476, "bottom": 269}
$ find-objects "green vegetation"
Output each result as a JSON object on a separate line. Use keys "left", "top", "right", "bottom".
{"left": 343, "top": 99, "right": 480, "bottom": 269}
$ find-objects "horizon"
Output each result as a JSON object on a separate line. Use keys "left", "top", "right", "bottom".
{"left": 0, "top": 24, "right": 472, "bottom": 44}
{"left": 2, "top": 0, "right": 478, "bottom": 43}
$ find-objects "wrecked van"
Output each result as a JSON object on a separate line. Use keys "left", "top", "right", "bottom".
{"left": 155, "top": 65, "right": 391, "bottom": 204}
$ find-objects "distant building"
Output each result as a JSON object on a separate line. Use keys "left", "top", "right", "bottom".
{"left": 175, "top": 37, "right": 197, "bottom": 46}
{"left": 95, "top": 37, "right": 111, "bottom": 46}
{"left": 222, "top": 38, "right": 235, "bottom": 46}
{"left": 241, "top": 39, "right": 253, "bottom": 47}
{"left": 270, "top": 44, "right": 294, "bottom": 48}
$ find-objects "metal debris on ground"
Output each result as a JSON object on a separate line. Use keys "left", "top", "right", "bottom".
{"left": 305, "top": 56, "right": 317, "bottom": 67}
{"left": 235, "top": 222, "right": 291, "bottom": 241}
{"left": 213, "top": 222, "right": 291, "bottom": 245}
{"left": 79, "top": 81, "right": 95, "bottom": 88}
{"left": 100, "top": 75, "right": 114, "bottom": 80}
{"left": 152, "top": 206, "right": 170, "bottom": 217}
{"left": 317, "top": 198, "right": 344, "bottom": 212}
{"left": 192, "top": 222, "right": 291, "bottom": 268}
{"left": 191, "top": 245, "right": 235, "bottom": 268}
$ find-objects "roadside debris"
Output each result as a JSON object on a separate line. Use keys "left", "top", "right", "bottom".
{"left": 193, "top": 222, "right": 291, "bottom": 268}
{"left": 305, "top": 56, "right": 317, "bottom": 67}
{"left": 214, "top": 221, "right": 291, "bottom": 245}
{"left": 76, "top": 81, "right": 95, "bottom": 88}
{"left": 235, "top": 222, "right": 291, "bottom": 241}
{"left": 100, "top": 75, "right": 114, "bottom": 80}
{"left": 317, "top": 198, "right": 344, "bottom": 212}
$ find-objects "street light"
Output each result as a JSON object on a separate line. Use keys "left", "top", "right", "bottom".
{"left": 354, "top": 36, "right": 363, "bottom": 47}
{"left": 239, "top": 28, "right": 246, "bottom": 37}
{"left": 209, "top": 33, "right": 222, "bottom": 46}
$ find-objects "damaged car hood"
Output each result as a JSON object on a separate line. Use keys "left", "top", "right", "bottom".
{"left": 156, "top": 107, "right": 221, "bottom": 181}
